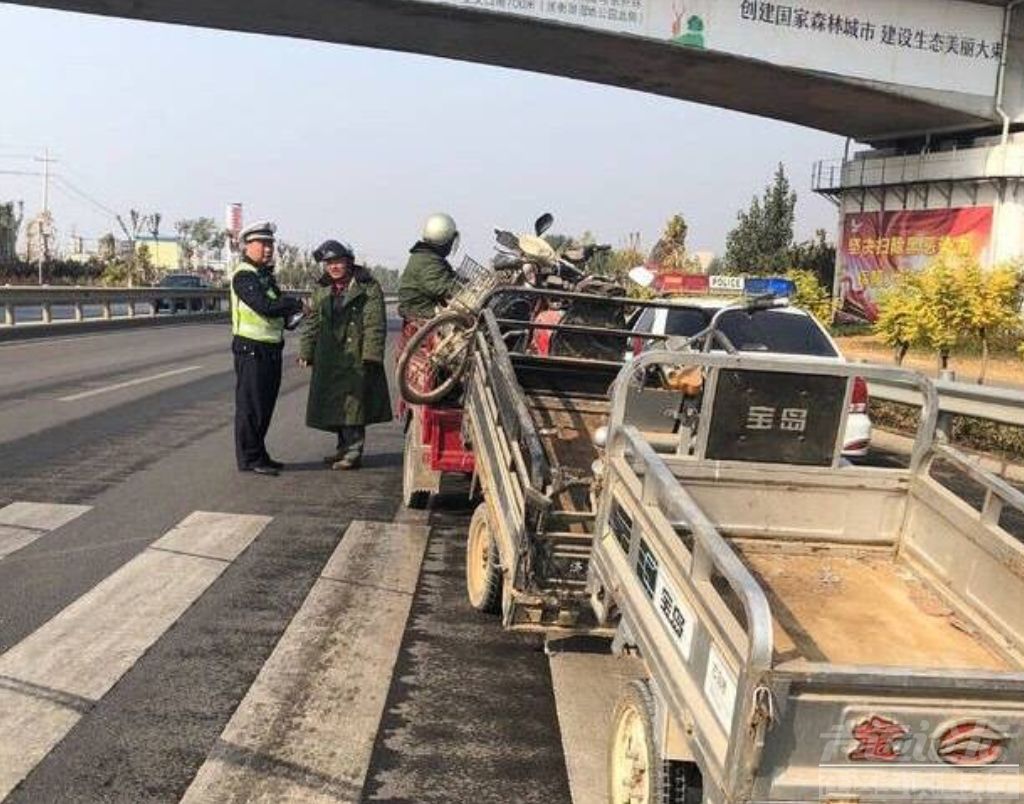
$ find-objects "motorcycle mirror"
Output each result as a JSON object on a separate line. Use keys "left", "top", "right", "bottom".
{"left": 627, "top": 265, "right": 656, "bottom": 288}
{"left": 495, "top": 229, "right": 520, "bottom": 250}
{"left": 534, "top": 213, "right": 554, "bottom": 236}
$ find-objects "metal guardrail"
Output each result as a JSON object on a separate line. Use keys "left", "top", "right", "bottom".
{"left": 812, "top": 146, "right": 1024, "bottom": 194}
{"left": 0, "top": 286, "right": 397, "bottom": 327}
{"left": 869, "top": 376, "right": 1024, "bottom": 429}
{"left": 0, "top": 286, "right": 230, "bottom": 325}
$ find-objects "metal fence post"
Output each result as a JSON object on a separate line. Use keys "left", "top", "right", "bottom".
{"left": 74, "top": 302, "right": 84, "bottom": 322}
{"left": 41, "top": 303, "right": 52, "bottom": 324}
{"left": 3, "top": 304, "right": 13, "bottom": 326}
{"left": 936, "top": 369, "right": 956, "bottom": 442}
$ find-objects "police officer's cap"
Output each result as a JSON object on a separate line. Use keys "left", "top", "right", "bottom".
{"left": 313, "top": 239, "right": 355, "bottom": 263}
{"left": 240, "top": 220, "right": 277, "bottom": 244}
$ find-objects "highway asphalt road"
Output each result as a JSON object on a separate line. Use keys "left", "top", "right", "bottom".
{"left": 0, "top": 322, "right": 574, "bottom": 803}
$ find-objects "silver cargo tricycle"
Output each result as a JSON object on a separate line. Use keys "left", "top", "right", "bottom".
{"left": 451, "top": 284, "right": 1024, "bottom": 804}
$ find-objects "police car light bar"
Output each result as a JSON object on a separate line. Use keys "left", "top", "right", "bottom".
{"left": 655, "top": 273, "right": 796, "bottom": 298}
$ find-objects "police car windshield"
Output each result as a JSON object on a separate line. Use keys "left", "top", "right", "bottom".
{"left": 665, "top": 308, "right": 837, "bottom": 357}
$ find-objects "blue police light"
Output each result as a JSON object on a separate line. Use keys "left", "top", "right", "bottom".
{"left": 743, "top": 277, "right": 795, "bottom": 297}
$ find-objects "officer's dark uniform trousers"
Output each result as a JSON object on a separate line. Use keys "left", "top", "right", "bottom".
{"left": 233, "top": 339, "right": 283, "bottom": 469}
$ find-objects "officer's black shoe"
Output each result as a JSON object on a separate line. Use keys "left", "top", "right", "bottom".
{"left": 242, "top": 463, "right": 279, "bottom": 476}
{"left": 263, "top": 457, "right": 285, "bottom": 470}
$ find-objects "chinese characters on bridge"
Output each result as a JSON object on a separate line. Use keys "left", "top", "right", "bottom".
{"left": 457, "top": 0, "right": 644, "bottom": 28}
{"left": 739, "top": 1, "right": 1002, "bottom": 60}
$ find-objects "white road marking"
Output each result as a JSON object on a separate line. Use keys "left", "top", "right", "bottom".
{"left": 58, "top": 364, "right": 202, "bottom": 402}
{"left": 0, "top": 510, "right": 271, "bottom": 799}
{"left": 0, "top": 502, "right": 91, "bottom": 560}
{"left": 549, "top": 651, "right": 646, "bottom": 804}
{"left": 180, "top": 519, "right": 429, "bottom": 804}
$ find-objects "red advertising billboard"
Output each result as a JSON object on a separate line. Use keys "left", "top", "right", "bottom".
{"left": 838, "top": 207, "right": 993, "bottom": 322}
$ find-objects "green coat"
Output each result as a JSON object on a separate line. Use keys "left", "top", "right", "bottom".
{"left": 397, "top": 243, "right": 458, "bottom": 320}
{"left": 300, "top": 270, "right": 392, "bottom": 430}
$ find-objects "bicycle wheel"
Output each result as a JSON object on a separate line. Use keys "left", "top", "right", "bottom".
{"left": 397, "top": 310, "right": 476, "bottom": 405}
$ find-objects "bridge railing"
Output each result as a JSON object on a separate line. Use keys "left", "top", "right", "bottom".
{"left": 0, "top": 286, "right": 397, "bottom": 328}
{"left": 0, "top": 285, "right": 231, "bottom": 326}
{"left": 813, "top": 146, "right": 1024, "bottom": 194}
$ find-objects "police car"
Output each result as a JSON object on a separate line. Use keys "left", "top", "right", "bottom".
{"left": 628, "top": 275, "right": 872, "bottom": 457}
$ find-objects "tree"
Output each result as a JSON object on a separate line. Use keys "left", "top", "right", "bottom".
{"left": 369, "top": 265, "right": 400, "bottom": 293}
{"left": 724, "top": 163, "right": 797, "bottom": 274}
{"left": 175, "top": 217, "right": 225, "bottom": 270}
{"left": 0, "top": 201, "right": 24, "bottom": 264}
{"left": 274, "top": 241, "right": 320, "bottom": 289}
{"left": 872, "top": 243, "right": 1022, "bottom": 373}
{"left": 134, "top": 244, "right": 157, "bottom": 286}
{"left": 874, "top": 272, "right": 924, "bottom": 365}
{"left": 785, "top": 268, "right": 836, "bottom": 326}
{"left": 787, "top": 229, "right": 837, "bottom": 290}
{"left": 915, "top": 249, "right": 969, "bottom": 370}
{"left": 648, "top": 214, "right": 701, "bottom": 273}
{"left": 97, "top": 232, "right": 117, "bottom": 263}
{"left": 957, "top": 260, "right": 1022, "bottom": 383}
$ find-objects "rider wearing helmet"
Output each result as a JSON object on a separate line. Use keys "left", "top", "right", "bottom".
{"left": 397, "top": 213, "right": 460, "bottom": 323}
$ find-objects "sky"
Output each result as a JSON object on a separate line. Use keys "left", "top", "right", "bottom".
{"left": 0, "top": 3, "right": 847, "bottom": 268}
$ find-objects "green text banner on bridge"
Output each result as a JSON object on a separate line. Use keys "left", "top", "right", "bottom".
{"left": 9, "top": 0, "right": 1020, "bottom": 141}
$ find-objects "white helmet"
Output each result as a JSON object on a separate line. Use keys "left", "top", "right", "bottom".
{"left": 422, "top": 213, "right": 459, "bottom": 248}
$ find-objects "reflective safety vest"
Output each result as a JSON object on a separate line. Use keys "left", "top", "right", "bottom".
{"left": 230, "top": 264, "right": 285, "bottom": 344}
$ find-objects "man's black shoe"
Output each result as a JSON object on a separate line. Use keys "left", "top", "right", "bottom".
{"left": 240, "top": 463, "right": 279, "bottom": 476}
{"left": 263, "top": 457, "right": 285, "bottom": 470}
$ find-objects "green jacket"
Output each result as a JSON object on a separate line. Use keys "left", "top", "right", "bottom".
{"left": 300, "top": 269, "right": 392, "bottom": 429}
{"left": 397, "top": 243, "right": 458, "bottom": 320}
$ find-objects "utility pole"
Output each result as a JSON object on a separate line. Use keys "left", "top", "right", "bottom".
{"left": 33, "top": 148, "right": 58, "bottom": 285}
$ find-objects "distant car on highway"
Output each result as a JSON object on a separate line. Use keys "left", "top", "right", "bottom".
{"left": 154, "top": 273, "right": 216, "bottom": 313}
{"left": 627, "top": 290, "right": 872, "bottom": 457}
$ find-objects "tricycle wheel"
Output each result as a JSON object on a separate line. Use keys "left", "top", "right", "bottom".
{"left": 402, "top": 415, "right": 432, "bottom": 510}
{"left": 397, "top": 310, "right": 475, "bottom": 406}
{"left": 465, "top": 504, "right": 501, "bottom": 614}
{"left": 609, "top": 680, "right": 702, "bottom": 804}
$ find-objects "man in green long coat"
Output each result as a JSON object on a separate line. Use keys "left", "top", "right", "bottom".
{"left": 299, "top": 240, "right": 392, "bottom": 470}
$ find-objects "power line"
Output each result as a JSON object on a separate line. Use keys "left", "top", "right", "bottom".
{"left": 52, "top": 174, "right": 120, "bottom": 219}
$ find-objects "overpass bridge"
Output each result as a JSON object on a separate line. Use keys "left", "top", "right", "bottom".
{"left": 7, "top": 0, "right": 1024, "bottom": 143}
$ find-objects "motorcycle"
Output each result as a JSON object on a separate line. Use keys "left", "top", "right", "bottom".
{"left": 397, "top": 213, "right": 631, "bottom": 405}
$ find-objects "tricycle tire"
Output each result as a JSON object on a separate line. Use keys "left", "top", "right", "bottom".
{"left": 466, "top": 503, "right": 502, "bottom": 614}
{"left": 403, "top": 415, "right": 433, "bottom": 510}
{"left": 609, "top": 680, "right": 701, "bottom": 804}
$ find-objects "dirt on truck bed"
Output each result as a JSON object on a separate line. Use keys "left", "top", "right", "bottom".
{"left": 731, "top": 543, "right": 1012, "bottom": 671}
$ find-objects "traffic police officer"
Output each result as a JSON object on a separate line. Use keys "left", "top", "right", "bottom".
{"left": 231, "top": 220, "right": 304, "bottom": 475}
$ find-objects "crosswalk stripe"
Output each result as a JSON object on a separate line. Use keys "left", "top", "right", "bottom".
{"left": 0, "top": 510, "right": 271, "bottom": 800}
{"left": 548, "top": 651, "right": 646, "bottom": 804}
{"left": 0, "top": 502, "right": 91, "bottom": 560}
{"left": 180, "top": 519, "right": 429, "bottom": 804}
